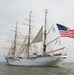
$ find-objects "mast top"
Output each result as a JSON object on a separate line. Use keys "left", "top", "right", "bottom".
{"left": 45, "top": 9, "right": 48, "bottom": 13}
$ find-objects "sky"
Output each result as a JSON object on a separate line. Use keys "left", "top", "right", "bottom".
{"left": 0, "top": 0, "right": 74, "bottom": 62}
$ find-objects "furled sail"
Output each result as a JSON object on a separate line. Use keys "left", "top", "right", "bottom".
{"left": 15, "top": 36, "right": 27, "bottom": 58}
{"left": 7, "top": 43, "right": 14, "bottom": 57}
{"left": 32, "top": 26, "right": 43, "bottom": 43}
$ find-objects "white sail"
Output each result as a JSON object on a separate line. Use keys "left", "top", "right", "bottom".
{"left": 32, "top": 26, "right": 43, "bottom": 43}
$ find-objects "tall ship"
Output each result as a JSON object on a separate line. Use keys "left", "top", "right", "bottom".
{"left": 4, "top": 10, "right": 67, "bottom": 66}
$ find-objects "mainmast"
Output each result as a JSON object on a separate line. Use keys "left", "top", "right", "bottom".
{"left": 12, "top": 22, "right": 17, "bottom": 58}
{"left": 27, "top": 11, "right": 32, "bottom": 58}
{"left": 43, "top": 9, "right": 48, "bottom": 54}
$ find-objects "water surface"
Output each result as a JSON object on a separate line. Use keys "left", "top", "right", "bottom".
{"left": 0, "top": 62, "right": 74, "bottom": 75}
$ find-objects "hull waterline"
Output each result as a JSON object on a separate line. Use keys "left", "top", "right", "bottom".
{"left": 7, "top": 55, "right": 67, "bottom": 67}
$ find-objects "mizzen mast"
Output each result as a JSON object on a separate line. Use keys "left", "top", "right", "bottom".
{"left": 43, "top": 9, "right": 48, "bottom": 54}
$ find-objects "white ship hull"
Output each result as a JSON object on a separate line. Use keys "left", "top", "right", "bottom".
{"left": 7, "top": 55, "right": 67, "bottom": 66}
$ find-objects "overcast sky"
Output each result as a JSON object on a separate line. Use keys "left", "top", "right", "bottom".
{"left": 0, "top": 0, "right": 74, "bottom": 62}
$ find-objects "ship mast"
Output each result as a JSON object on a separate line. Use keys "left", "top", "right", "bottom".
{"left": 43, "top": 9, "right": 48, "bottom": 54}
{"left": 12, "top": 22, "right": 17, "bottom": 59}
{"left": 27, "top": 11, "right": 32, "bottom": 58}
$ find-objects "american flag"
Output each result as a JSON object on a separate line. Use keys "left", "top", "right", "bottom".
{"left": 56, "top": 24, "right": 74, "bottom": 38}
{"left": 69, "top": 30, "right": 74, "bottom": 38}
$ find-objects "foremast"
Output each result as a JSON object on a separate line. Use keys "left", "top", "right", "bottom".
{"left": 43, "top": 10, "right": 48, "bottom": 54}
{"left": 12, "top": 22, "right": 17, "bottom": 59}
